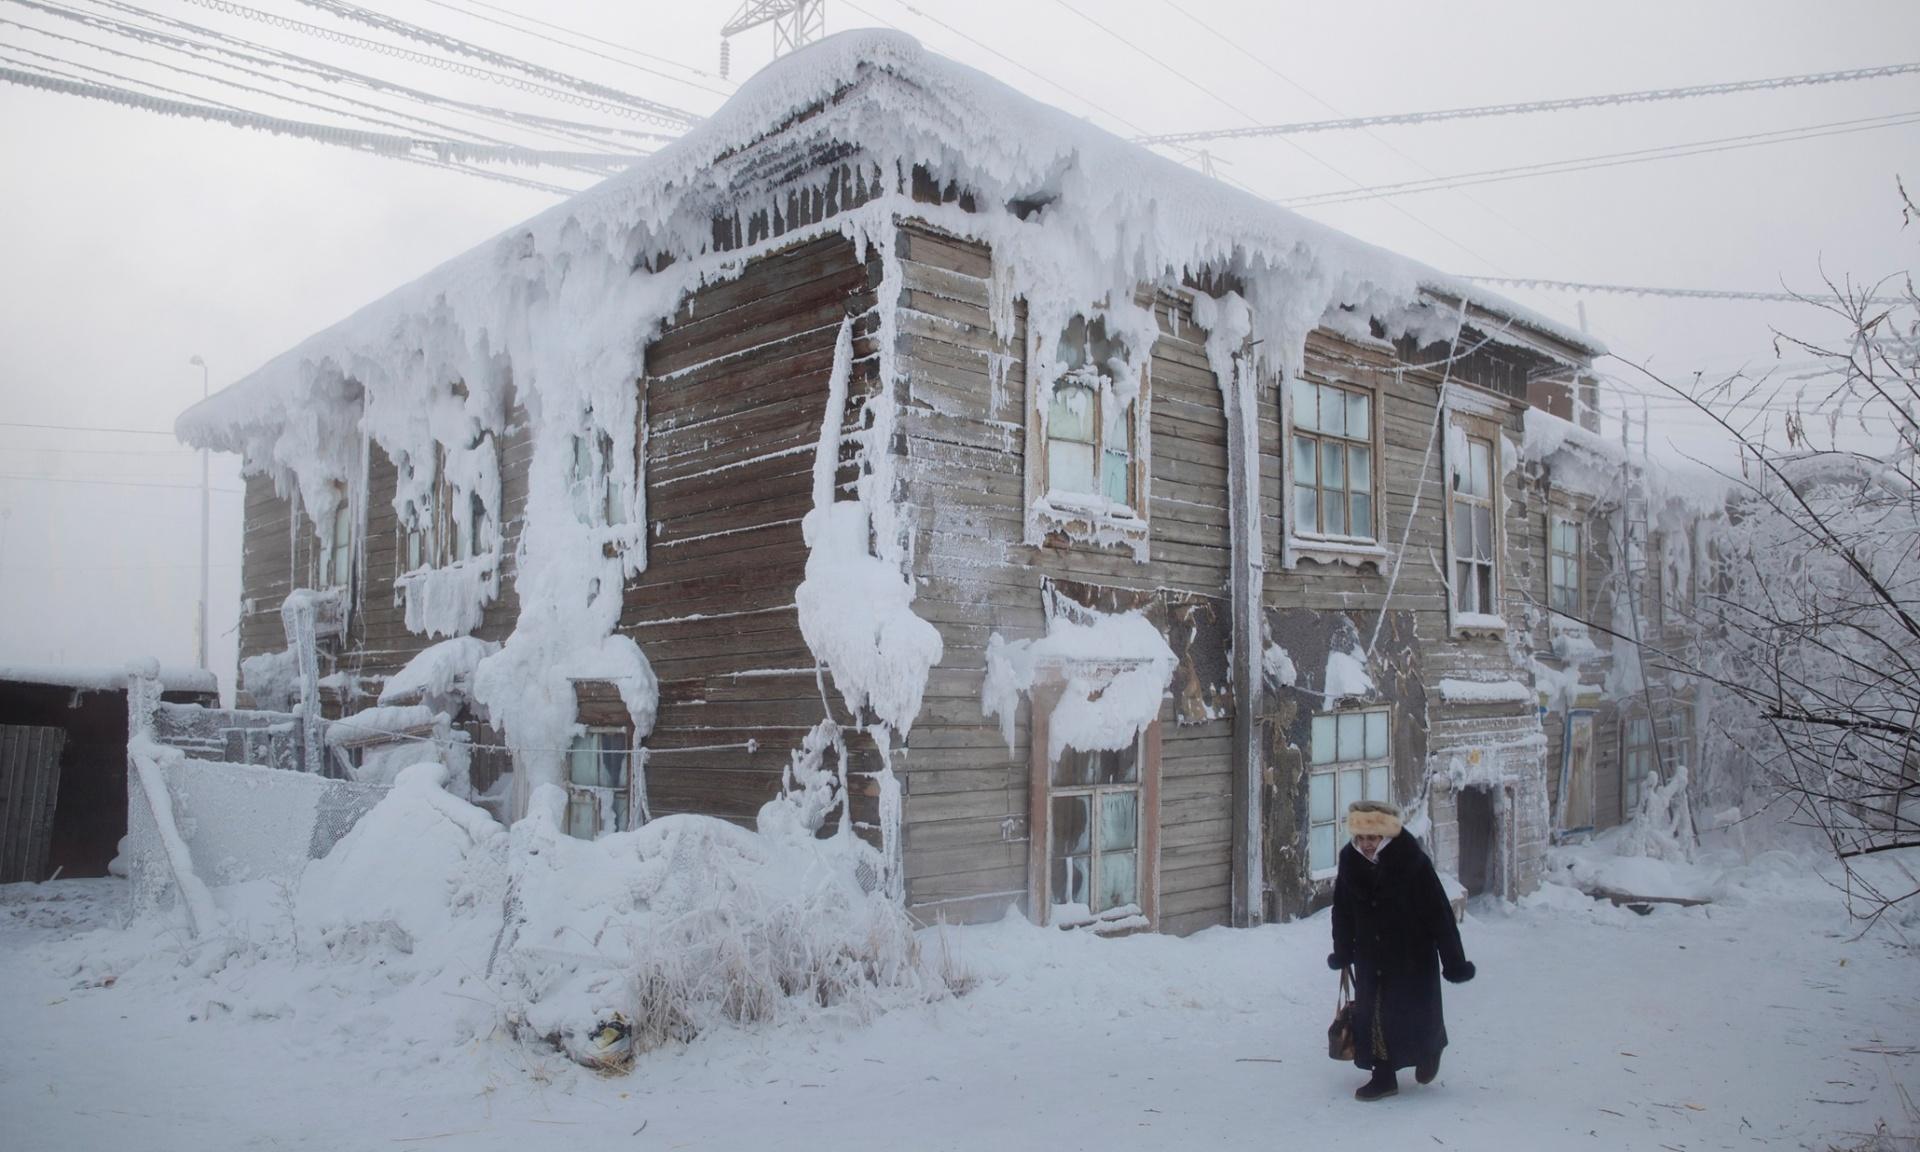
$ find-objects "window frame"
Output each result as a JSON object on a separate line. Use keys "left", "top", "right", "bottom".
{"left": 315, "top": 481, "right": 354, "bottom": 590}
{"left": 1285, "top": 375, "right": 1382, "bottom": 551}
{"left": 1621, "top": 714, "right": 1654, "bottom": 819}
{"left": 564, "top": 725, "right": 640, "bottom": 840}
{"left": 1445, "top": 413, "right": 1505, "bottom": 632}
{"left": 1306, "top": 706, "right": 1393, "bottom": 880}
{"left": 1023, "top": 309, "right": 1153, "bottom": 553}
{"left": 1027, "top": 687, "right": 1162, "bottom": 932}
{"left": 1548, "top": 514, "right": 1582, "bottom": 616}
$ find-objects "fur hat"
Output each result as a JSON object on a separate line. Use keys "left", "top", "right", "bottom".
{"left": 1347, "top": 800, "right": 1402, "bottom": 838}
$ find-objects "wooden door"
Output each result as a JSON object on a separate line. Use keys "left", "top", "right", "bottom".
{"left": 1559, "top": 711, "right": 1596, "bottom": 833}
{"left": 0, "top": 724, "right": 68, "bottom": 882}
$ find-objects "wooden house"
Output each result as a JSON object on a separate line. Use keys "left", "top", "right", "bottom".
{"left": 179, "top": 31, "right": 1639, "bottom": 935}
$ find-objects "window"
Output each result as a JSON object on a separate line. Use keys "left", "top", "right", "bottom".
{"left": 1039, "top": 315, "right": 1142, "bottom": 518}
{"left": 569, "top": 429, "right": 630, "bottom": 528}
{"left": 1308, "top": 708, "right": 1391, "bottom": 876}
{"left": 1450, "top": 430, "right": 1498, "bottom": 617}
{"left": 1289, "top": 378, "right": 1375, "bottom": 541}
{"left": 317, "top": 484, "right": 352, "bottom": 588}
{"left": 1048, "top": 742, "right": 1142, "bottom": 922}
{"left": 1549, "top": 515, "right": 1581, "bottom": 614}
{"left": 565, "top": 727, "right": 636, "bottom": 840}
{"left": 1622, "top": 715, "right": 1654, "bottom": 818}
{"left": 402, "top": 439, "right": 495, "bottom": 571}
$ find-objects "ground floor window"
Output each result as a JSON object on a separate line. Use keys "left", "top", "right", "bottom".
{"left": 1049, "top": 743, "right": 1142, "bottom": 919}
{"left": 1308, "top": 708, "right": 1390, "bottom": 876}
{"left": 566, "top": 727, "right": 635, "bottom": 839}
{"left": 1622, "top": 716, "right": 1654, "bottom": 818}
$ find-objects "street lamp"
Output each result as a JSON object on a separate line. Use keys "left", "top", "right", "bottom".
{"left": 189, "top": 355, "right": 209, "bottom": 672}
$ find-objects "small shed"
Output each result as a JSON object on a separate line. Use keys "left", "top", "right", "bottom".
{"left": 0, "top": 664, "right": 218, "bottom": 882}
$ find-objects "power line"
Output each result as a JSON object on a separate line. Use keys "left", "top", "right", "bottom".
{"left": 50, "top": 0, "right": 670, "bottom": 151}
{"left": 288, "top": 0, "right": 701, "bottom": 127}
{"left": 1283, "top": 108, "right": 1920, "bottom": 207}
{"left": 413, "top": 0, "right": 730, "bottom": 96}
{"left": 1464, "top": 276, "right": 1913, "bottom": 306}
{"left": 173, "top": 0, "right": 678, "bottom": 126}
{"left": 0, "top": 66, "right": 604, "bottom": 191}
{"left": 1135, "top": 59, "right": 1920, "bottom": 147}
{"left": 0, "top": 420, "right": 177, "bottom": 435}
{"left": 1044, "top": 0, "right": 1510, "bottom": 273}
{"left": 0, "top": 473, "right": 244, "bottom": 493}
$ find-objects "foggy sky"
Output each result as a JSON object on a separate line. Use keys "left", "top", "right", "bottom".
{"left": 2, "top": 0, "right": 1915, "bottom": 693}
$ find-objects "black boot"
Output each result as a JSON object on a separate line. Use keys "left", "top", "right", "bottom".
{"left": 1354, "top": 1068, "right": 1399, "bottom": 1102}
{"left": 1415, "top": 1051, "right": 1441, "bottom": 1085}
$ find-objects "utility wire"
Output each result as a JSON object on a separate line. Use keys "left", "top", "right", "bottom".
{"left": 456, "top": 0, "right": 722, "bottom": 80}
{"left": 0, "top": 473, "right": 244, "bottom": 493}
{"left": 1135, "top": 59, "right": 1920, "bottom": 147}
{"left": 413, "top": 0, "right": 730, "bottom": 97}
{"left": 0, "top": 66, "right": 612, "bottom": 190}
{"left": 1045, "top": 0, "right": 1509, "bottom": 273}
{"left": 3, "top": 20, "right": 622, "bottom": 170}
{"left": 1464, "top": 276, "right": 1912, "bottom": 307}
{"left": 61, "top": 0, "right": 674, "bottom": 149}
{"left": 289, "top": 0, "right": 701, "bottom": 127}
{"left": 1284, "top": 109, "right": 1920, "bottom": 207}
{"left": 174, "top": 0, "right": 678, "bottom": 126}
{"left": 0, "top": 420, "right": 178, "bottom": 435}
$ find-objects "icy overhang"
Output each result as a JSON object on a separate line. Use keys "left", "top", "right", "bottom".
{"left": 0, "top": 663, "right": 218, "bottom": 695}
{"left": 176, "top": 28, "right": 1601, "bottom": 452}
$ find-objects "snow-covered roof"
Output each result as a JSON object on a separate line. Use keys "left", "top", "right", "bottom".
{"left": 176, "top": 30, "right": 1598, "bottom": 451}
{"left": 0, "top": 663, "right": 218, "bottom": 695}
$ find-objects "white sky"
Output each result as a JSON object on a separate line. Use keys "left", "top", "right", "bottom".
{"left": 1, "top": 0, "right": 1916, "bottom": 690}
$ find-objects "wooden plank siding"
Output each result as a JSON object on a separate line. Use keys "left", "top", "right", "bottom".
{"left": 889, "top": 223, "right": 1238, "bottom": 937}
{"left": 625, "top": 232, "right": 883, "bottom": 833}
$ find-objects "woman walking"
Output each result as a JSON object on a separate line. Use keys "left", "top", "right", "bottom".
{"left": 1328, "top": 799, "right": 1476, "bottom": 1102}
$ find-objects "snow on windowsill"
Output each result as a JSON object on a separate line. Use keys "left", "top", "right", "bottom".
{"left": 1030, "top": 493, "right": 1149, "bottom": 562}
{"left": 1451, "top": 611, "right": 1507, "bottom": 637}
{"left": 1288, "top": 536, "right": 1388, "bottom": 568}
{"left": 1436, "top": 677, "right": 1535, "bottom": 706}
{"left": 395, "top": 552, "right": 499, "bottom": 640}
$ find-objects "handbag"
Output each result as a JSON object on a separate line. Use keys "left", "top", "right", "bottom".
{"left": 1327, "top": 966, "right": 1356, "bottom": 1061}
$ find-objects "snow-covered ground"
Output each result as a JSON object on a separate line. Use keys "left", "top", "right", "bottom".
{"left": 3, "top": 848, "right": 1915, "bottom": 1151}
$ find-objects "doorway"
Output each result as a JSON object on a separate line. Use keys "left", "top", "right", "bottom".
{"left": 1457, "top": 785, "right": 1497, "bottom": 897}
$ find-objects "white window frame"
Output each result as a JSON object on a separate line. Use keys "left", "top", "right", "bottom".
{"left": 565, "top": 726, "right": 640, "bottom": 840}
{"left": 316, "top": 482, "right": 353, "bottom": 589}
{"left": 1286, "top": 375, "right": 1381, "bottom": 552}
{"left": 1549, "top": 514, "right": 1582, "bottom": 616}
{"left": 1621, "top": 714, "right": 1654, "bottom": 818}
{"left": 1023, "top": 310, "right": 1152, "bottom": 553}
{"left": 1307, "top": 707, "right": 1393, "bottom": 879}
{"left": 1445, "top": 414, "right": 1504, "bottom": 632}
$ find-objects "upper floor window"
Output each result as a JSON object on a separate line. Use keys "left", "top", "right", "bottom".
{"left": 316, "top": 482, "right": 352, "bottom": 588}
{"left": 1450, "top": 428, "right": 1498, "bottom": 619}
{"left": 1042, "top": 315, "right": 1140, "bottom": 516}
{"left": 1621, "top": 715, "right": 1654, "bottom": 818}
{"left": 1549, "top": 515, "right": 1581, "bottom": 614}
{"left": 402, "top": 437, "right": 494, "bottom": 571}
{"left": 1290, "top": 378, "right": 1375, "bottom": 542}
{"left": 1308, "top": 707, "right": 1390, "bottom": 876}
{"left": 569, "top": 428, "right": 630, "bottom": 528}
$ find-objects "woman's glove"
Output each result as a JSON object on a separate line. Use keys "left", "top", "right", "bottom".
{"left": 1327, "top": 952, "right": 1348, "bottom": 971}
{"left": 1442, "top": 960, "right": 1476, "bottom": 984}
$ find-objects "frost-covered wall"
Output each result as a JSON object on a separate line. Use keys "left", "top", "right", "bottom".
{"left": 178, "top": 31, "right": 1605, "bottom": 925}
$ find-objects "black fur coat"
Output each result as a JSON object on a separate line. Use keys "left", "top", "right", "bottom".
{"left": 1329, "top": 833, "right": 1472, "bottom": 1072}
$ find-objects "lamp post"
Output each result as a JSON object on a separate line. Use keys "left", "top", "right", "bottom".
{"left": 189, "top": 355, "right": 209, "bottom": 672}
